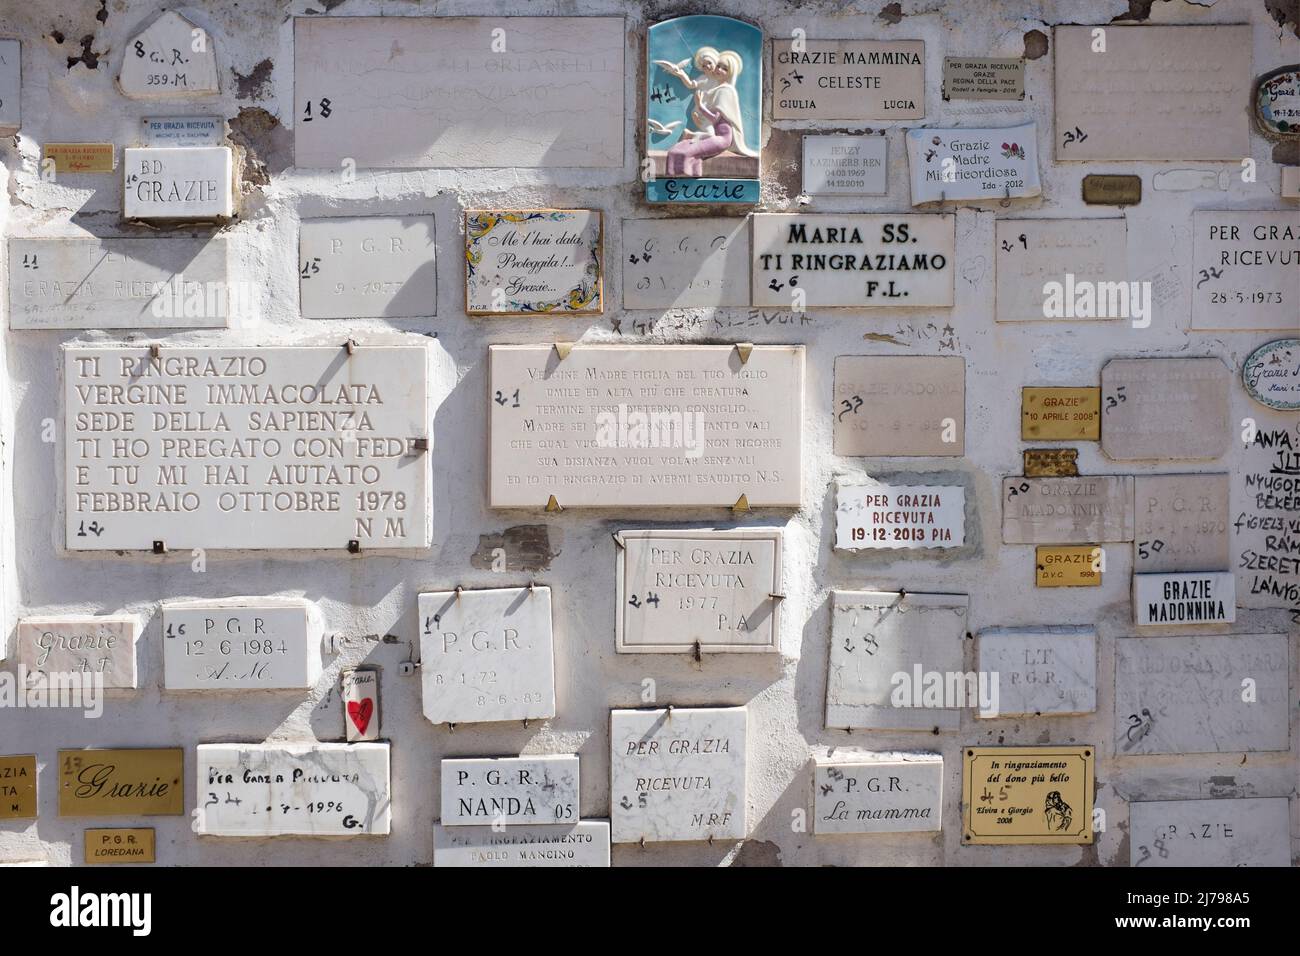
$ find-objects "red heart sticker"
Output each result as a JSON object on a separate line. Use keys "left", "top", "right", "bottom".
{"left": 347, "top": 698, "right": 373, "bottom": 736}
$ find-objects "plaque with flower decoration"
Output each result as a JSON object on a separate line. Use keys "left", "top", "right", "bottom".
{"left": 904, "top": 122, "right": 1041, "bottom": 205}
{"left": 465, "top": 209, "right": 603, "bottom": 315}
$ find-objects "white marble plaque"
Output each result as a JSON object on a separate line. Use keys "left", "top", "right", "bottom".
{"left": 441, "top": 756, "right": 579, "bottom": 827}
{"left": 1191, "top": 211, "right": 1299, "bottom": 331}
{"left": 1053, "top": 25, "right": 1250, "bottom": 160}
{"left": 614, "top": 529, "right": 782, "bottom": 653}
{"left": 826, "top": 591, "right": 969, "bottom": 731}
{"left": 771, "top": 39, "right": 924, "bottom": 120}
{"left": 0, "top": 39, "right": 20, "bottom": 134}
{"left": 419, "top": 586, "right": 556, "bottom": 724}
{"left": 433, "top": 821, "right": 611, "bottom": 867}
{"left": 1100, "top": 358, "right": 1230, "bottom": 461}
{"left": 833, "top": 355, "right": 965, "bottom": 456}
{"left": 905, "top": 123, "right": 1041, "bottom": 205}
{"left": 1134, "top": 474, "right": 1230, "bottom": 574}
{"left": 1133, "top": 572, "right": 1236, "bottom": 626}
{"left": 293, "top": 17, "right": 624, "bottom": 169}
{"left": 142, "top": 116, "right": 223, "bottom": 146}
{"left": 195, "top": 743, "right": 391, "bottom": 836}
{"left": 1129, "top": 798, "right": 1292, "bottom": 867}
{"left": 16, "top": 616, "right": 138, "bottom": 688}
{"left": 123, "top": 147, "right": 232, "bottom": 220}
{"left": 300, "top": 217, "right": 436, "bottom": 319}
{"left": 466, "top": 210, "right": 602, "bottom": 315}
{"left": 1115, "top": 634, "right": 1287, "bottom": 754}
{"left": 976, "top": 627, "right": 1096, "bottom": 717}
{"left": 802, "top": 136, "right": 887, "bottom": 196}
{"left": 813, "top": 755, "right": 943, "bottom": 834}
{"left": 610, "top": 707, "right": 747, "bottom": 843}
{"left": 64, "top": 344, "right": 431, "bottom": 551}
{"left": 119, "top": 11, "right": 219, "bottom": 98}
{"left": 1001, "top": 476, "right": 1134, "bottom": 544}
{"left": 488, "top": 344, "right": 803, "bottom": 508}
{"left": 752, "top": 214, "right": 955, "bottom": 308}
{"left": 341, "top": 668, "right": 379, "bottom": 742}
{"left": 835, "top": 480, "right": 965, "bottom": 550}
{"left": 621, "top": 218, "right": 749, "bottom": 309}
{"left": 9, "top": 236, "right": 231, "bottom": 331}
{"left": 161, "top": 600, "right": 322, "bottom": 690}
{"left": 994, "top": 219, "right": 1128, "bottom": 322}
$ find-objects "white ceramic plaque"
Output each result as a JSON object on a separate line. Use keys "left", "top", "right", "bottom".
{"left": 195, "top": 743, "right": 391, "bottom": 836}
{"left": 466, "top": 210, "right": 602, "bottom": 315}
{"left": 994, "top": 219, "right": 1128, "bottom": 322}
{"left": 293, "top": 17, "right": 624, "bottom": 169}
{"left": 1100, "top": 358, "right": 1230, "bottom": 461}
{"left": 488, "top": 344, "right": 803, "bottom": 508}
{"left": 1134, "top": 474, "right": 1230, "bottom": 574}
{"left": 341, "top": 668, "right": 380, "bottom": 742}
{"left": 833, "top": 355, "right": 965, "bottom": 456}
{"left": 813, "top": 755, "right": 943, "bottom": 834}
{"left": 0, "top": 39, "right": 20, "bottom": 134}
{"left": 835, "top": 480, "right": 965, "bottom": 550}
{"left": 142, "top": 116, "right": 223, "bottom": 146}
{"left": 752, "top": 214, "right": 955, "bottom": 308}
{"left": 610, "top": 707, "right": 747, "bottom": 843}
{"left": 64, "top": 344, "right": 431, "bottom": 551}
{"left": 771, "top": 39, "right": 924, "bottom": 120}
{"left": 16, "top": 616, "right": 138, "bottom": 688}
{"left": 1133, "top": 572, "right": 1236, "bottom": 626}
{"left": 976, "top": 627, "right": 1096, "bottom": 717}
{"left": 1191, "top": 211, "right": 1299, "bottom": 331}
{"left": 802, "top": 135, "right": 887, "bottom": 196}
{"left": 123, "top": 147, "right": 232, "bottom": 220}
{"left": 1129, "top": 798, "right": 1292, "bottom": 867}
{"left": 441, "top": 756, "right": 579, "bottom": 827}
{"left": 118, "top": 11, "right": 219, "bottom": 98}
{"left": 1001, "top": 476, "right": 1135, "bottom": 545}
{"left": 419, "top": 586, "right": 556, "bottom": 724}
{"left": 1243, "top": 339, "right": 1300, "bottom": 410}
{"left": 161, "top": 600, "right": 321, "bottom": 691}
{"left": 621, "top": 218, "right": 750, "bottom": 309}
{"left": 433, "top": 820, "right": 611, "bottom": 867}
{"left": 299, "top": 217, "right": 436, "bottom": 319}
{"left": 905, "top": 123, "right": 1041, "bottom": 205}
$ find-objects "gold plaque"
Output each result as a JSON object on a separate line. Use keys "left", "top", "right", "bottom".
{"left": 1082, "top": 174, "right": 1141, "bottom": 205}
{"left": 962, "top": 746, "right": 1095, "bottom": 845}
{"left": 85, "top": 828, "right": 155, "bottom": 865}
{"left": 58, "top": 749, "right": 184, "bottom": 817}
{"left": 0, "top": 755, "right": 37, "bottom": 819}
{"left": 43, "top": 143, "right": 115, "bottom": 173}
{"left": 1021, "top": 387, "right": 1100, "bottom": 440}
{"left": 1023, "top": 448, "right": 1078, "bottom": 477}
{"left": 1035, "top": 545, "right": 1102, "bottom": 587}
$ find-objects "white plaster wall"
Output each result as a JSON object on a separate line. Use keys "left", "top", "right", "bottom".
{"left": 0, "top": 0, "right": 1296, "bottom": 867}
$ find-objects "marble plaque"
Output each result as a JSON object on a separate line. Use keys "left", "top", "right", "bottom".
{"left": 609, "top": 707, "right": 747, "bottom": 843}
{"left": 905, "top": 123, "right": 1041, "bottom": 204}
{"left": 441, "top": 756, "right": 579, "bottom": 827}
{"left": 0, "top": 756, "right": 36, "bottom": 819}
{"left": 1053, "top": 25, "right": 1250, "bottom": 160}
{"left": 294, "top": 17, "right": 623, "bottom": 169}
{"left": 977, "top": 627, "right": 1096, "bottom": 717}
{"left": 802, "top": 135, "right": 887, "bottom": 196}
{"left": 835, "top": 480, "right": 965, "bottom": 551}
{"left": 994, "top": 219, "right": 1128, "bottom": 323}
{"left": 962, "top": 746, "right": 1094, "bottom": 845}
{"left": 1001, "top": 476, "right": 1134, "bottom": 545}
{"left": 84, "top": 828, "right": 154, "bottom": 865}
{"left": 833, "top": 356, "right": 965, "bottom": 457}
{"left": 1100, "top": 358, "right": 1230, "bottom": 461}
{"left": 487, "top": 344, "right": 803, "bottom": 508}
{"left": 419, "top": 586, "right": 556, "bottom": 724}
{"left": 1283, "top": 166, "right": 1300, "bottom": 199}
{"left": 1129, "top": 798, "right": 1291, "bottom": 868}
{"left": 300, "top": 216, "right": 436, "bottom": 319}
{"left": 614, "top": 529, "right": 782, "bottom": 653}
{"left": 942, "top": 57, "right": 1024, "bottom": 101}
{"left": 119, "top": 11, "right": 218, "bottom": 98}
{"left": 1243, "top": 338, "right": 1300, "bottom": 410}
{"left": 17, "top": 616, "right": 138, "bottom": 688}
{"left": 1035, "top": 546, "right": 1102, "bottom": 588}
{"left": 9, "top": 236, "right": 231, "bottom": 330}
{"left": 1021, "top": 388, "right": 1100, "bottom": 441}
{"left": 64, "top": 344, "right": 431, "bottom": 551}
{"left": 1115, "top": 634, "right": 1287, "bottom": 754}
{"left": 1191, "top": 211, "right": 1299, "bottom": 331}
{"left": 621, "top": 218, "right": 749, "bottom": 309}
{"left": 0, "top": 39, "right": 19, "bottom": 134}
{"left": 195, "top": 743, "right": 391, "bottom": 835}
{"left": 142, "top": 116, "right": 223, "bottom": 146}
{"left": 58, "top": 749, "right": 184, "bottom": 817}
{"left": 123, "top": 147, "right": 232, "bottom": 220}
{"left": 771, "top": 39, "right": 924, "bottom": 120}
{"left": 1134, "top": 474, "right": 1230, "bottom": 574}
{"left": 466, "top": 210, "right": 601, "bottom": 315}
{"left": 813, "top": 755, "right": 942, "bottom": 834}
{"left": 433, "top": 821, "right": 611, "bottom": 867}
{"left": 161, "top": 600, "right": 322, "bottom": 690}
{"left": 44, "top": 143, "right": 114, "bottom": 174}
{"left": 752, "top": 214, "right": 955, "bottom": 308}
{"left": 1133, "top": 571, "right": 1236, "bottom": 626}
{"left": 341, "top": 669, "right": 380, "bottom": 742}
{"left": 826, "top": 591, "right": 970, "bottom": 731}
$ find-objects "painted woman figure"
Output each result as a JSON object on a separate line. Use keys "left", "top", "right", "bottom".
{"left": 664, "top": 49, "right": 758, "bottom": 178}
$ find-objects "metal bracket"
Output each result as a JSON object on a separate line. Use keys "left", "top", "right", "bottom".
{"left": 347, "top": 539, "right": 361, "bottom": 554}
{"left": 553, "top": 342, "right": 574, "bottom": 361}
{"left": 732, "top": 494, "right": 750, "bottom": 514}
{"left": 734, "top": 342, "right": 754, "bottom": 364}
{"left": 545, "top": 494, "right": 563, "bottom": 513}
{"left": 151, "top": 540, "right": 166, "bottom": 555}
{"left": 345, "top": 339, "right": 357, "bottom": 355}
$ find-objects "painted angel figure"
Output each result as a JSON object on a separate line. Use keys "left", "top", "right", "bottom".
{"left": 648, "top": 47, "right": 720, "bottom": 137}
{"left": 662, "top": 48, "right": 758, "bottom": 177}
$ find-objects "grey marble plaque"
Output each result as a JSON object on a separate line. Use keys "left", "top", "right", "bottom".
{"left": 1001, "top": 476, "right": 1135, "bottom": 545}
{"left": 621, "top": 218, "right": 749, "bottom": 309}
{"left": 1129, "top": 798, "right": 1291, "bottom": 867}
{"left": 977, "top": 627, "right": 1096, "bottom": 717}
{"left": 299, "top": 216, "right": 436, "bottom": 319}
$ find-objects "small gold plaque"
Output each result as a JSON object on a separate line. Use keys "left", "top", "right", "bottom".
{"left": 1082, "top": 174, "right": 1141, "bottom": 205}
{"left": 58, "top": 749, "right": 184, "bottom": 817}
{"left": 0, "top": 755, "right": 37, "bottom": 819}
{"left": 85, "top": 828, "right": 155, "bottom": 865}
{"left": 1035, "top": 545, "right": 1102, "bottom": 587}
{"left": 1023, "top": 448, "right": 1078, "bottom": 477}
{"left": 43, "top": 143, "right": 115, "bottom": 173}
{"left": 962, "top": 746, "right": 1095, "bottom": 845}
{"left": 1021, "top": 387, "right": 1100, "bottom": 440}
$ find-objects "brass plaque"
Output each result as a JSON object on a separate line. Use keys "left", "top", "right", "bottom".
{"left": 962, "top": 746, "right": 1095, "bottom": 845}
{"left": 85, "top": 828, "right": 155, "bottom": 865}
{"left": 1082, "top": 174, "right": 1140, "bottom": 205}
{"left": 43, "top": 143, "right": 115, "bottom": 173}
{"left": 1035, "top": 545, "right": 1102, "bottom": 587}
{"left": 1021, "top": 387, "right": 1100, "bottom": 440}
{"left": 58, "top": 749, "right": 184, "bottom": 817}
{"left": 1023, "top": 448, "right": 1078, "bottom": 477}
{"left": 0, "top": 755, "right": 37, "bottom": 819}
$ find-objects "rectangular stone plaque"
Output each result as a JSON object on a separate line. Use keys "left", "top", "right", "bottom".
{"left": 8, "top": 236, "right": 231, "bottom": 331}
{"left": 813, "top": 755, "right": 942, "bottom": 834}
{"left": 905, "top": 123, "right": 1041, "bottom": 204}
{"left": 44, "top": 143, "right": 114, "bottom": 173}
{"left": 441, "top": 756, "right": 579, "bottom": 827}
{"left": 614, "top": 529, "right": 782, "bottom": 653}
{"left": 771, "top": 39, "right": 924, "bottom": 120}
{"left": 942, "top": 57, "right": 1024, "bottom": 100}
{"left": 995, "top": 219, "right": 1128, "bottom": 322}
{"left": 293, "top": 17, "right": 624, "bottom": 169}
{"left": 1001, "top": 476, "right": 1134, "bottom": 545}
{"left": 85, "top": 828, "right": 155, "bottom": 865}
{"left": 466, "top": 210, "right": 602, "bottom": 315}
{"left": 826, "top": 591, "right": 970, "bottom": 731}
{"left": 299, "top": 216, "right": 436, "bottom": 319}
{"left": 1115, "top": 634, "right": 1287, "bottom": 754}
{"left": 142, "top": 116, "right": 223, "bottom": 146}
{"left": 120, "top": 11, "right": 218, "bottom": 98}
{"left": 1129, "top": 798, "right": 1291, "bottom": 867}
{"left": 1053, "top": 25, "right": 1249, "bottom": 160}
{"left": 1283, "top": 166, "right": 1300, "bottom": 199}
{"left": 161, "top": 600, "right": 322, "bottom": 690}
{"left": 836, "top": 480, "right": 965, "bottom": 551}
{"left": 1133, "top": 571, "right": 1236, "bottom": 626}
{"left": 833, "top": 356, "right": 964, "bottom": 456}
{"left": 433, "top": 821, "right": 610, "bottom": 867}
{"left": 0, "top": 755, "right": 36, "bottom": 819}
{"left": 123, "top": 147, "right": 232, "bottom": 220}
{"left": 0, "top": 39, "right": 20, "bottom": 134}
{"left": 419, "top": 586, "right": 556, "bottom": 724}
{"left": 58, "top": 749, "right": 184, "bottom": 817}
{"left": 341, "top": 668, "right": 379, "bottom": 742}
{"left": 977, "top": 627, "right": 1096, "bottom": 717}
{"left": 1081, "top": 174, "right": 1140, "bottom": 206}
{"left": 751, "top": 214, "right": 955, "bottom": 308}
{"left": 1021, "top": 387, "right": 1100, "bottom": 440}
{"left": 802, "top": 135, "right": 887, "bottom": 196}
{"left": 64, "top": 344, "right": 430, "bottom": 551}
{"left": 1134, "top": 474, "right": 1230, "bottom": 574}
{"left": 962, "top": 746, "right": 1094, "bottom": 845}
{"left": 610, "top": 707, "right": 747, "bottom": 843}
{"left": 1191, "top": 211, "right": 1298, "bottom": 331}
{"left": 17, "top": 616, "right": 138, "bottom": 688}
{"left": 1035, "top": 546, "right": 1101, "bottom": 588}
{"left": 621, "top": 218, "right": 749, "bottom": 309}
{"left": 1100, "top": 358, "right": 1230, "bottom": 461}
{"left": 488, "top": 344, "right": 803, "bottom": 508}
{"left": 196, "top": 743, "right": 391, "bottom": 835}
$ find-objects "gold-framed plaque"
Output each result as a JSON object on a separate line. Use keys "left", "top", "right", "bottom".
{"left": 962, "top": 745, "right": 1094, "bottom": 845}
{"left": 58, "top": 749, "right": 184, "bottom": 817}
{"left": 84, "top": 828, "right": 156, "bottom": 864}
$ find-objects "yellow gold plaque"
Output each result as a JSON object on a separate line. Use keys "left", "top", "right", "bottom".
{"left": 58, "top": 749, "right": 184, "bottom": 817}
{"left": 1021, "top": 387, "right": 1101, "bottom": 441}
{"left": 43, "top": 143, "right": 115, "bottom": 173}
{"left": 0, "top": 755, "right": 37, "bottom": 819}
{"left": 1035, "top": 545, "right": 1102, "bottom": 587}
{"left": 962, "top": 746, "right": 1094, "bottom": 845}
{"left": 1023, "top": 448, "right": 1079, "bottom": 477}
{"left": 85, "top": 828, "right": 155, "bottom": 864}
